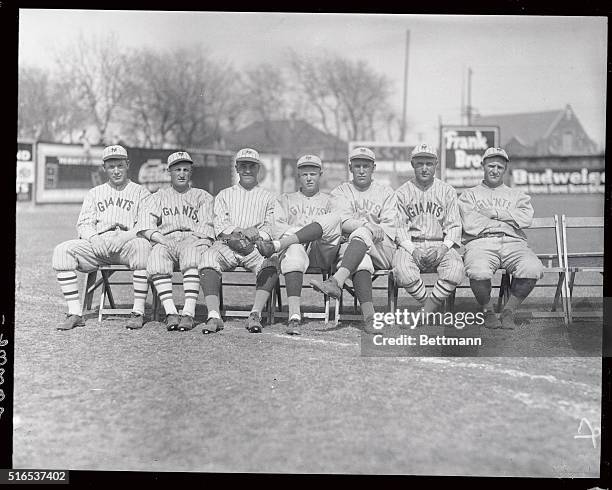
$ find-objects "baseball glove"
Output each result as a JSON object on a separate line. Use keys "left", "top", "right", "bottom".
{"left": 225, "top": 231, "right": 255, "bottom": 255}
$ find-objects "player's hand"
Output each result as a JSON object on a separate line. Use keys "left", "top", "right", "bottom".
{"left": 243, "top": 227, "right": 261, "bottom": 242}
{"left": 89, "top": 235, "right": 109, "bottom": 258}
{"left": 428, "top": 244, "right": 449, "bottom": 268}
{"left": 365, "top": 223, "right": 385, "bottom": 243}
{"left": 412, "top": 248, "right": 429, "bottom": 269}
{"left": 479, "top": 207, "right": 497, "bottom": 219}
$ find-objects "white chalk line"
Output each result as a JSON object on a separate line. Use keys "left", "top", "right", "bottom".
{"left": 264, "top": 331, "right": 600, "bottom": 394}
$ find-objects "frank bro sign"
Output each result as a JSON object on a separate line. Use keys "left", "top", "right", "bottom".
{"left": 440, "top": 126, "right": 499, "bottom": 191}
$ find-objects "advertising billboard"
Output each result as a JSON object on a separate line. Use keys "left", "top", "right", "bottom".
{"left": 440, "top": 126, "right": 499, "bottom": 191}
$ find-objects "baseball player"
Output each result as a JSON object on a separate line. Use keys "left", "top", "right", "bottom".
{"left": 393, "top": 144, "right": 464, "bottom": 317}
{"left": 459, "top": 147, "right": 544, "bottom": 329}
{"left": 138, "top": 151, "right": 215, "bottom": 332}
{"left": 256, "top": 154, "right": 342, "bottom": 335}
{"left": 309, "top": 147, "right": 398, "bottom": 334}
{"left": 52, "top": 145, "right": 152, "bottom": 330}
{"left": 198, "top": 148, "right": 279, "bottom": 334}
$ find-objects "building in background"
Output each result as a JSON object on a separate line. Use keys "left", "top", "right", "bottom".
{"left": 473, "top": 104, "right": 599, "bottom": 156}
{"left": 223, "top": 118, "right": 348, "bottom": 193}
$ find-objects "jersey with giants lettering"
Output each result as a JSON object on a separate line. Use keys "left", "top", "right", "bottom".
{"left": 330, "top": 181, "right": 398, "bottom": 240}
{"left": 458, "top": 182, "right": 534, "bottom": 243}
{"left": 138, "top": 186, "right": 215, "bottom": 240}
{"left": 213, "top": 184, "right": 275, "bottom": 239}
{"left": 274, "top": 191, "right": 331, "bottom": 237}
{"left": 395, "top": 178, "right": 461, "bottom": 249}
{"left": 77, "top": 181, "right": 151, "bottom": 239}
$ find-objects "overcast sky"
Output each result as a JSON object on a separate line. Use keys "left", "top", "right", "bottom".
{"left": 18, "top": 10, "right": 607, "bottom": 148}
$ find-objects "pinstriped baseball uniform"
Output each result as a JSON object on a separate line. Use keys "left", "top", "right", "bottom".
{"left": 199, "top": 183, "right": 278, "bottom": 274}
{"left": 275, "top": 191, "right": 342, "bottom": 273}
{"left": 52, "top": 181, "right": 152, "bottom": 272}
{"left": 330, "top": 180, "right": 398, "bottom": 273}
{"left": 393, "top": 177, "right": 464, "bottom": 286}
{"left": 459, "top": 182, "right": 543, "bottom": 280}
{"left": 139, "top": 186, "right": 215, "bottom": 275}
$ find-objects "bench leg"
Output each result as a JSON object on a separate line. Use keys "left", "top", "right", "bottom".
{"left": 552, "top": 273, "right": 564, "bottom": 312}
{"left": 84, "top": 271, "right": 98, "bottom": 311}
{"left": 101, "top": 271, "right": 117, "bottom": 309}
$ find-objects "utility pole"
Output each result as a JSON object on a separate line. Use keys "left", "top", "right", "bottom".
{"left": 400, "top": 29, "right": 410, "bottom": 142}
{"left": 466, "top": 67, "right": 473, "bottom": 125}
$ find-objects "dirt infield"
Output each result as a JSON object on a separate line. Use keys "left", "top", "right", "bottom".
{"left": 13, "top": 203, "right": 602, "bottom": 476}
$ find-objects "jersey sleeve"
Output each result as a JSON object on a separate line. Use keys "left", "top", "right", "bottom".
{"left": 441, "top": 186, "right": 462, "bottom": 248}
{"left": 378, "top": 187, "right": 399, "bottom": 241}
{"left": 458, "top": 189, "right": 499, "bottom": 236}
{"left": 193, "top": 193, "right": 216, "bottom": 242}
{"left": 213, "top": 191, "right": 236, "bottom": 236}
{"left": 76, "top": 190, "right": 98, "bottom": 240}
{"left": 395, "top": 187, "right": 415, "bottom": 253}
{"left": 273, "top": 195, "right": 291, "bottom": 239}
{"left": 496, "top": 192, "right": 534, "bottom": 229}
{"left": 330, "top": 185, "right": 367, "bottom": 233}
{"left": 258, "top": 194, "right": 275, "bottom": 240}
{"left": 134, "top": 192, "right": 162, "bottom": 239}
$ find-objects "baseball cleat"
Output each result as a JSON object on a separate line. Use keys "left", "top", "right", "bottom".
{"left": 177, "top": 315, "right": 195, "bottom": 331}
{"left": 310, "top": 277, "right": 342, "bottom": 299}
{"left": 286, "top": 318, "right": 301, "bottom": 336}
{"left": 201, "top": 317, "right": 224, "bottom": 334}
{"left": 256, "top": 240, "right": 277, "bottom": 258}
{"left": 246, "top": 311, "right": 263, "bottom": 333}
{"left": 166, "top": 313, "right": 181, "bottom": 331}
{"left": 484, "top": 311, "right": 502, "bottom": 329}
{"left": 362, "top": 315, "right": 380, "bottom": 335}
{"left": 125, "top": 312, "right": 144, "bottom": 330}
{"left": 57, "top": 314, "right": 85, "bottom": 331}
{"left": 500, "top": 309, "right": 517, "bottom": 330}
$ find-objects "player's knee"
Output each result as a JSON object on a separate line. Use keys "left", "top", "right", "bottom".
{"left": 355, "top": 254, "right": 374, "bottom": 274}
{"left": 146, "top": 258, "right": 174, "bottom": 276}
{"left": 281, "top": 245, "right": 309, "bottom": 274}
{"left": 198, "top": 249, "right": 222, "bottom": 273}
{"left": 513, "top": 257, "right": 544, "bottom": 280}
{"left": 349, "top": 227, "right": 373, "bottom": 248}
{"left": 316, "top": 213, "right": 342, "bottom": 240}
{"left": 439, "top": 260, "right": 465, "bottom": 285}
{"left": 465, "top": 262, "right": 494, "bottom": 281}
{"left": 52, "top": 242, "right": 76, "bottom": 271}
{"left": 393, "top": 263, "right": 420, "bottom": 286}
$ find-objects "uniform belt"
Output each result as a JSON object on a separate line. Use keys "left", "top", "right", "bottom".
{"left": 411, "top": 237, "right": 443, "bottom": 242}
{"left": 479, "top": 232, "right": 506, "bottom": 238}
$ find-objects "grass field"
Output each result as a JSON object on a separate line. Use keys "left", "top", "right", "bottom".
{"left": 13, "top": 203, "right": 603, "bottom": 476}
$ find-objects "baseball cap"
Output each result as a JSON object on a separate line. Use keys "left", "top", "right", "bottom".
{"left": 102, "top": 145, "right": 128, "bottom": 162}
{"left": 349, "top": 147, "right": 376, "bottom": 162}
{"left": 167, "top": 151, "right": 193, "bottom": 167}
{"left": 411, "top": 143, "right": 437, "bottom": 160}
{"left": 235, "top": 148, "right": 261, "bottom": 164}
{"left": 296, "top": 154, "right": 322, "bottom": 169}
{"left": 482, "top": 147, "right": 509, "bottom": 162}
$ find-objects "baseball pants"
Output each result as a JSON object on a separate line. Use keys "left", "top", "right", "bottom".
{"left": 52, "top": 232, "right": 151, "bottom": 272}
{"left": 279, "top": 216, "right": 342, "bottom": 274}
{"left": 393, "top": 242, "right": 465, "bottom": 286}
{"left": 199, "top": 241, "right": 279, "bottom": 275}
{"left": 464, "top": 236, "right": 544, "bottom": 280}
{"left": 336, "top": 226, "right": 396, "bottom": 273}
{"left": 147, "top": 232, "right": 209, "bottom": 275}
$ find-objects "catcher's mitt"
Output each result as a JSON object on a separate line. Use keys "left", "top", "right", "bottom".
{"left": 224, "top": 231, "right": 255, "bottom": 255}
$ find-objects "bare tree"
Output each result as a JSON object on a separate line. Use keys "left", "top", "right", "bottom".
{"left": 18, "top": 65, "right": 86, "bottom": 141}
{"left": 121, "top": 46, "right": 243, "bottom": 148}
{"left": 288, "top": 51, "right": 398, "bottom": 142}
{"left": 240, "top": 63, "right": 290, "bottom": 124}
{"left": 55, "top": 33, "right": 128, "bottom": 145}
